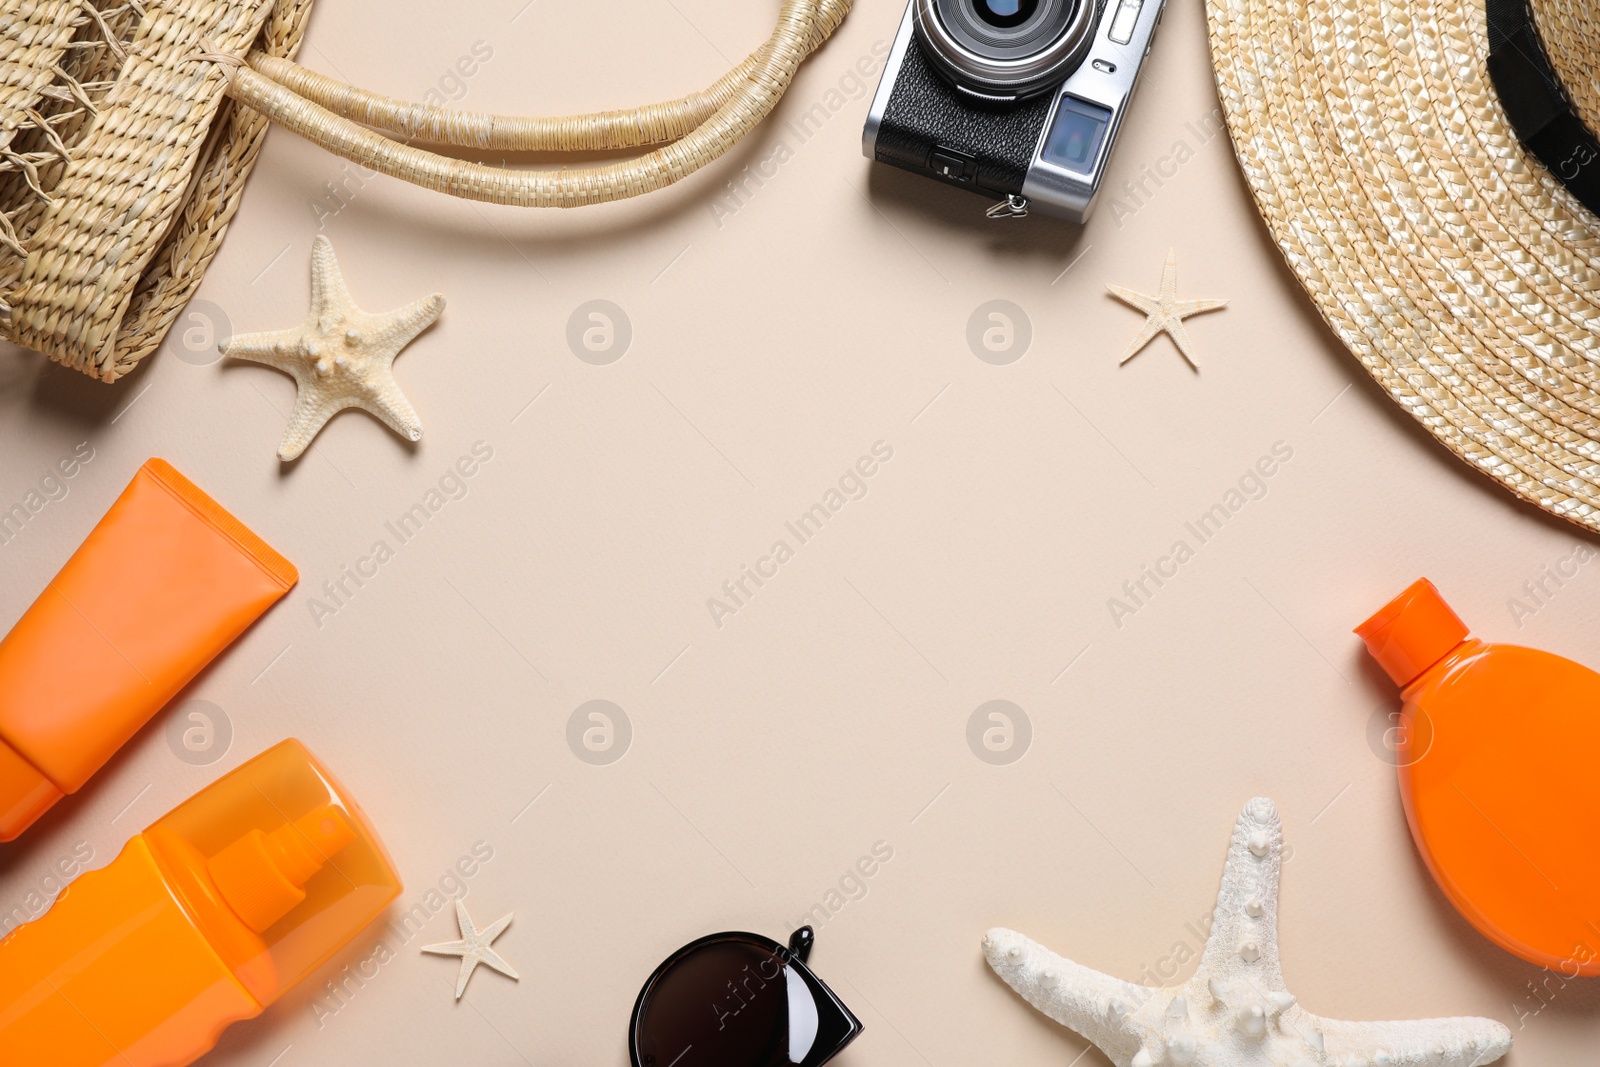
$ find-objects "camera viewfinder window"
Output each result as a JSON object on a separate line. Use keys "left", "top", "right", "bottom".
{"left": 1042, "top": 96, "right": 1113, "bottom": 174}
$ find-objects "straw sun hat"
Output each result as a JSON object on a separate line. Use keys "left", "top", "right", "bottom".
{"left": 1208, "top": 0, "right": 1600, "bottom": 531}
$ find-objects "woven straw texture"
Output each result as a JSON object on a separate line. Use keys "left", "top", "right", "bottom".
{"left": 1208, "top": 0, "right": 1600, "bottom": 533}
{"left": 227, "top": 0, "right": 851, "bottom": 206}
{"left": 1, "top": 2, "right": 148, "bottom": 285}
{"left": 0, "top": 0, "right": 313, "bottom": 381}
{"left": 0, "top": 0, "right": 848, "bottom": 380}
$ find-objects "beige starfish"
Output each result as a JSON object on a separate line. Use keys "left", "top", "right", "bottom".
{"left": 1107, "top": 249, "right": 1228, "bottom": 369}
{"left": 221, "top": 236, "right": 444, "bottom": 461}
{"left": 422, "top": 899, "right": 520, "bottom": 1000}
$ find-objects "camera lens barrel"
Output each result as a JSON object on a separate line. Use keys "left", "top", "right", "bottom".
{"left": 916, "top": 0, "right": 1097, "bottom": 98}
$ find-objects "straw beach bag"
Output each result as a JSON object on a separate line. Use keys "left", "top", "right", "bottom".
{"left": 0, "top": 0, "right": 851, "bottom": 382}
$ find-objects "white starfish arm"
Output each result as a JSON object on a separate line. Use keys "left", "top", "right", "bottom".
{"left": 1196, "top": 796, "right": 1285, "bottom": 987}
{"left": 420, "top": 939, "right": 467, "bottom": 956}
{"left": 278, "top": 395, "right": 343, "bottom": 462}
{"left": 309, "top": 235, "right": 354, "bottom": 318}
{"left": 1107, "top": 284, "right": 1159, "bottom": 314}
{"left": 357, "top": 381, "right": 423, "bottom": 443}
{"left": 1313, "top": 1014, "right": 1512, "bottom": 1067}
{"left": 370, "top": 293, "right": 445, "bottom": 353}
{"left": 1118, "top": 318, "right": 1166, "bottom": 363}
{"left": 220, "top": 329, "right": 307, "bottom": 371}
{"left": 476, "top": 945, "right": 520, "bottom": 981}
{"left": 1163, "top": 319, "right": 1201, "bottom": 370}
{"left": 1156, "top": 248, "right": 1181, "bottom": 297}
{"left": 452, "top": 959, "right": 476, "bottom": 999}
{"left": 1171, "top": 298, "right": 1229, "bottom": 316}
{"left": 477, "top": 912, "right": 514, "bottom": 942}
{"left": 984, "top": 928, "right": 1152, "bottom": 1062}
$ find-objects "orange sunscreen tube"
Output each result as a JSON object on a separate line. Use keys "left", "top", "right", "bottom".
{"left": 0, "top": 739, "right": 402, "bottom": 1066}
{"left": 1357, "top": 577, "right": 1600, "bottom": 973}
{"left": 0, "top": 459, "right": 297, "bottom": 840}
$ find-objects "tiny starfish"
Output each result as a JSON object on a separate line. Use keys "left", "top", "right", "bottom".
{"left": 984, "top": 798, "right": 1511, "bottom": 1067}
{"left": 423, "top": 899, "right": 520, "bottom": 1000}
{"left": 221, "top": 235, "right": 444, "bottom": 461}
{"left": 1107, "top": 249, "right": 1227, "bottom": 369}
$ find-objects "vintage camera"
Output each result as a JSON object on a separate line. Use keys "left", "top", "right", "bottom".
{"left": 863, "top": 0, "right": 1165, "bottom": 222}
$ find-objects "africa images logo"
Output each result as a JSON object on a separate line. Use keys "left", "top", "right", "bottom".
{"left": 306, "top": 442, "right": 495, "bottom": 628}
{"left": 0, "top": 442, "right": 95, "bottom": 549}
{"left": 1106, "top": 441, "right": 1294, "bottom": 628}
{"left": 707, "top": 441, "right": 894, "bottom": 628}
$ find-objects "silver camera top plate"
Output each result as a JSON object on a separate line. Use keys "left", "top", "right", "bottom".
{"left": 1021, "top": 0, "right": 1167, "bottom": 222}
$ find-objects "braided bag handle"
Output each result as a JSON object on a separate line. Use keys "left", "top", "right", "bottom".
{"left": 225, "top": 0, "right": 853, "bottom": 206}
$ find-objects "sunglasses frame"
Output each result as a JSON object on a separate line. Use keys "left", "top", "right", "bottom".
{"left": 628, "top": 926, "right": 863, "bottom": 1067}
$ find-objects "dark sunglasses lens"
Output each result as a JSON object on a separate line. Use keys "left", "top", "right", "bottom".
{"left": 635, "top": 939, "right": 824, "bottom": 1067}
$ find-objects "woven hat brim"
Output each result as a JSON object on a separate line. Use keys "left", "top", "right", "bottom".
{"left": 1209, "top": 0, "right": 1600, "bottom": 533}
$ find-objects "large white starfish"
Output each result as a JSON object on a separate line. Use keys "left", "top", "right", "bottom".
{"left": 1107, "top": 249, "right": 1227, "bottom": 369}
{"left": 221, "top": 235, "right": 444, "bottom": 461}
{"left": 422, "top": 899, "right": 520, "bottom": 1000}
{"left": 984, "top": 798, "right": 1511, "bottom": 1067}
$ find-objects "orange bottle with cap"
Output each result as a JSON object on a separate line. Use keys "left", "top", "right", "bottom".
{"left": 1357, "top": 578, "right": 1600, "bottom": 975}
{"left": 0, "top": 739, "right": 401, "bottom": 1066}
{"left": 0, "top": 458, "right": 297, "bottom": 840}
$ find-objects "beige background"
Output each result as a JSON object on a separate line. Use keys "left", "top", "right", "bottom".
{"left": 3, "top": 0, "right": 1599, "bottom": 1064}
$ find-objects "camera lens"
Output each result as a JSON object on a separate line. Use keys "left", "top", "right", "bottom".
{"left": 971, "top": 0, "right": 1037, "bottom": 28}
{"left": 920, "top": 0, "right": 1100, "bottom": 99}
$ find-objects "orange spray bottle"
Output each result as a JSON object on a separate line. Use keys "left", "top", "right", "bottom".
{"left": 0, "top": 739, "right": 402, "bottom": 1066}
{"left": 1357, "top": 578, "right": 1600, "bottom": 974}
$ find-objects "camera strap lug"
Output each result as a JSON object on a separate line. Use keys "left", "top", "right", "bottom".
{"left": 986, "top": 194, "right": 1030, "bottom": 219}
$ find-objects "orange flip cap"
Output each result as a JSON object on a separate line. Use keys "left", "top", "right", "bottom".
{"left": 0, "top": 459, "right": 296, "bottom": 840}
{"left": 1354, "top": 577, "right": 1469, "bottom": 686}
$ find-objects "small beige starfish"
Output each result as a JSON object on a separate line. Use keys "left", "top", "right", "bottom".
{"left": 221, "top": 236, "right": 444, "bottom": 461}
{"left": 422, "top": 899, "right": 520, "bottom": 1000}
{"left": 1107, "top": 249, "right": 1228, "bottom": 369}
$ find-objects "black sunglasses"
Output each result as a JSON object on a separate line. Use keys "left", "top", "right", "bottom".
{"left": 628, "top": 926, "right": 863, "bottom": 1067}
